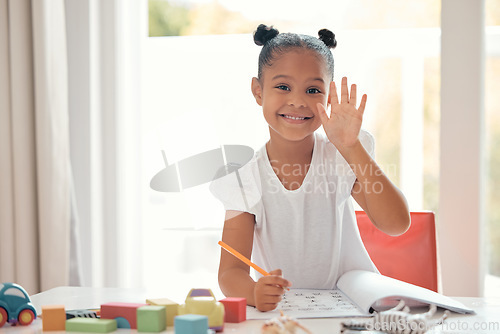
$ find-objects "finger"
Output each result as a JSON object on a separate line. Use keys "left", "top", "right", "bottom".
{"left": 350, "top": 84, "right": 357, "bottom": 105}
{"left": 262, "top": 287, "right": 283, "bottom": 304}
{"left": 263, "top": 275, "right": 291, "bottom": 288}
{"left": 261, "top": 281, "right": 286, "bottom": 293}
{"left": 315, "top": 103, "right": 330, "bottom": 126}
{"left": 256, "top": 296, "right": 280, "bottom": 312}
{"left": 358, "top": 94, "right": 367, "bottom": 114}
{"left": 259, "top": 302, "right": 280, "bottom": 312}
{"left": 329, "top": 81, "right": 339, "bottom": 105}
{"left": 267, "top": 269, "right": 292, "bottom": 287}
{"left": 268, "top": 269, "right": 282, "bottom": 276}
{"left": 341, "top": 77, "right": 348, "bottom": 104}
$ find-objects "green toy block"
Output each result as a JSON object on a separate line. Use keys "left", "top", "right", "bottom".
{"left": 137, "top": 306, "right": 166, "bottom": 332}
{"left": 66, "top": 318, "right": 117, "bottom": 333}
{"left": 146, "top": 297, "right": 179, "bottom": 327}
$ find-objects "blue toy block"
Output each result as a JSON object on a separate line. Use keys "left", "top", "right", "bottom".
{"left": 174, "top": 314, "right": 208, "bottom": 334}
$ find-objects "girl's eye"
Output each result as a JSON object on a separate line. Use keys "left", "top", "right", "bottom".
{"left": 276, "top": 85, "right": 290, "bottom": 91}
{"left": 307, "top": 88, "right": 321, "bottom": 94}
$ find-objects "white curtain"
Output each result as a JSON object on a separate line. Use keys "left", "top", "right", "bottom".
{"left": 64, "top": 0, "right": 143, "bottom": 289}
{"left": 0, "top": 0, "right": 80, "bottom": 294}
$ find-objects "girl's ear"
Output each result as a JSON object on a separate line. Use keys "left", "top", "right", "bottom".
{"left": 251, "top": 77, "right": 263, "bottom": 106}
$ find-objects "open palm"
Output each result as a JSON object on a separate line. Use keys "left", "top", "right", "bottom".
{"left": 316, "top": 77, "right": 367, "bottom": 149}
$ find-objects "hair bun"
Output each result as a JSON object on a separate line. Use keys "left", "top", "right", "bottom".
{"left": 318, "top": 29, "right": 337, "bottom": 49}
{"left": 254, "top": 24, "right": 279, "bottom": 46}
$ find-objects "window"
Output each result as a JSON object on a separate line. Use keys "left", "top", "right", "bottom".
{"left": 4, "top": 288, "right": 25, "bottom": 299}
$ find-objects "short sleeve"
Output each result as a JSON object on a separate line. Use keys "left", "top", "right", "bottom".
{"left": 359, "top": 129, "right": 375, "bottom": 158}
{"left": 209, "top": 159, "right": 262, "bottom": 217}
{"left": 334, "top": 129, "right": 375, "bottom": 177}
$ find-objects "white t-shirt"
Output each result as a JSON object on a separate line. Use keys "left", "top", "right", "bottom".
{"left": 210, "top": 131, "right": 378, "bottom": 289}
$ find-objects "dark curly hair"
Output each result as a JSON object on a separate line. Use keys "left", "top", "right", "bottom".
{"left": 253, "top": 24, "right": 337, "bottom": 80}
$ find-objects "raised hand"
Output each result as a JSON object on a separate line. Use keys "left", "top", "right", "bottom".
{"left": 316, "top": 77, "right": 367, "bottom": 150}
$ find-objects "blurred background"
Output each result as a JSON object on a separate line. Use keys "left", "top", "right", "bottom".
{"left": 139, "top": 0, "right": 500, "bottom": 297}
{"left": 2, "top": 0, "right": 498, "bottom": 300}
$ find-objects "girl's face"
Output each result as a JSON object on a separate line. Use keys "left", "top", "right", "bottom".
{"left": 251, "top": 49, "right": 331, "bottom": 143}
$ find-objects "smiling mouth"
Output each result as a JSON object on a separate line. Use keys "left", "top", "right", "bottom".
{"left": 280, "top": 114, "right": 313, "bottom": 120}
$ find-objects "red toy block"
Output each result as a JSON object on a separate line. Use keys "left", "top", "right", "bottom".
{"left": 42, "top": 305, "right": 66, "bottom": 331}
{"left": 100, "top": 302, "right": 147, "bottom": 329}
{"left": 219, "top": 297, "right": 246, "bottom": 323}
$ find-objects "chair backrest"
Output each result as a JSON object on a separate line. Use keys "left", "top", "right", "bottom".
{"left": 356, "top": 211, "right": 439, "bottom": 292}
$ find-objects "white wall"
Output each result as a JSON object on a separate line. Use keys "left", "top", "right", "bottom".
{"left": 439, "top": 0, "right": 485, "bottom": 297}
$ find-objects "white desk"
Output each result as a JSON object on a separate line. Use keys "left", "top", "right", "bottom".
{"left": 0, "top": 287, "right": 499, "bottom": 333}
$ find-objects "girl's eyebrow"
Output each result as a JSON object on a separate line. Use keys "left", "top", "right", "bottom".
{"left": 271, "top": 74, "right": 325, "bottom": 83}
{"left": 271, "top": 74, "right": 291, "bottom": 81}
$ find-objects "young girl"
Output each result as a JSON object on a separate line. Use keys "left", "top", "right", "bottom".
{"left": 210, "top": 24, "right": 410, "bottom": 312}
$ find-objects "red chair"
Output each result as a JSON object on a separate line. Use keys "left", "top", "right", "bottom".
{"left": 356, "top": 211, "right": 439, "bottom": 292}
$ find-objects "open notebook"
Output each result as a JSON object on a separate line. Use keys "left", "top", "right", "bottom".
{"left": 247, "top": 270, "right": 474, "bottom": 319}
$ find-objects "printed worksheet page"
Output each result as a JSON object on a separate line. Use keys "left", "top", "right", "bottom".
{"left": 246, "top": 289, "right": 369, "bottom": 319}
{"left": 337, "top": 270, "right": 475, "bottom": 314}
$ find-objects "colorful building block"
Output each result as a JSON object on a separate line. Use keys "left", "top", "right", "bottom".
{"left": 42, "top": 305, "right": 66, "bottom": 331}
{"left": 174, "top": 314, "right": 208, "bottom": 334}
{"left": 137, "top": 306, "right": 166, "bottom": 332}
{"left": 66, "top": 318, "right": 117, "bottom": 333}
{"left": 219, "top": 297, "right": 246, "bottom": 323}
{"left": 146, "top": 298, "right": 179, "bottom": 327}
{"left": 100, "top": 302, "right": 147, "bottom": 329}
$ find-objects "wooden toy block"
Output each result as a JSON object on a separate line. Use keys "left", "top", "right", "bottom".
{"left": 100, "top": 302, "right": 147, "bottom": 329}
{"left": 66, "top": 318, "right": 117, "bottom": 333}
{"left": 220, "top": 297, "right": 246, "bottom": 323}
{"left": 137, "top": 306, "right": 166, "bottom": 332}
{"left": 174, "top": 314, "right": 208, "bottom": 334}
{"left": 42, "top": 305, "right": 66, "bottom": 331}
{"left": 146, "top": 298, "right": 179, "bottom": 327}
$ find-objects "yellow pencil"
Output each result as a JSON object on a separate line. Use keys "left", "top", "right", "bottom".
{"left": 218, "top": 240, "right": 290, "bottom": 290}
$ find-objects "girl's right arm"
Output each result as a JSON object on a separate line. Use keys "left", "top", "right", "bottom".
{"left": 218, "top": 210, "right": 291, "bottom": 311}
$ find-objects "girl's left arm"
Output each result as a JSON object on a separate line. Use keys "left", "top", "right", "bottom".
{"left": 343, "top": 141, "right": 410, "bottom": 236}
{"left": 316, "top": 77, "right": 410, "bottom": 236}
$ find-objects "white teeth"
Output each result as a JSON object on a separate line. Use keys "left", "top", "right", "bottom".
{"left": 282, "top": 115, "right": 308, "bottom": 120}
